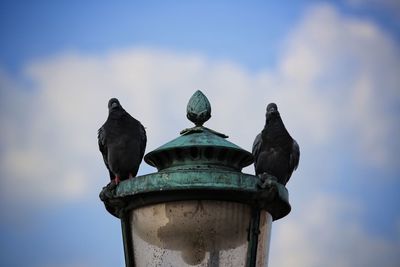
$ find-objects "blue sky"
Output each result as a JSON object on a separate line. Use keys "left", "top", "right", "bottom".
{"left": 0, "top": 1, "right": 307, "bottom": 72}
{"left": 0, "top": 1, "right": 399, "bottom": 267}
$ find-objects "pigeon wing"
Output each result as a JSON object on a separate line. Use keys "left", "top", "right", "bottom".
{"left": 139, "top": 123, "right": 147, "bottom": 162}
{"left": 98, "top": 126, "right": 107, "bottom": 159}
{"left": 252, "top": 133, "right": 262, "bottom": 168}
{"left": 98, "top": 126, "right": 114, "bottom": 179}
{"left": 289, "top": 139, "right": 300, "bottom": 172}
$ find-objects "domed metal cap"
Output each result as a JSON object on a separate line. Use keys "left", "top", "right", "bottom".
{"left": 144, "top": 91, "right": 254, "bottom": 172}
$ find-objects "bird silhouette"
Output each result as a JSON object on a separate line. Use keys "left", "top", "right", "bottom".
{"left": 98, "top": 98, "right": 147, "bottom": 184}
{"left": 252, "top": 103, "right": 299, "bottom": 185}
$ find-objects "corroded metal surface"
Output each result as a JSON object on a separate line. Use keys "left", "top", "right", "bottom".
{"left": 116, "top": 170, "right": 257, "bottom": 196}
{"left": 101, "top": 169, "right": 290, "bottom": 221}
{"left": 144, "top": 130, "right": 253, "bottom": 171}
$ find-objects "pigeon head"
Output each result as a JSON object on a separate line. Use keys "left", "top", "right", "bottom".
{"left": 108, "top": 98, "right": 122, "bottom": 112}
{"left": 265, "top": 103, "right": 280, "bottom": 123}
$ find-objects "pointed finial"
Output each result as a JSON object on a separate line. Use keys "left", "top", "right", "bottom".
{"left": 186, "top": 90, "right": 211, "bottom": 126}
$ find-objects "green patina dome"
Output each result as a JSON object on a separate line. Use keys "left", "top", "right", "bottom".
{"left": 144, "top": 90, "right": 253, "bottom": 171}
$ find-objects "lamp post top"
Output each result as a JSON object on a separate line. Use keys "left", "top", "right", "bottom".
{"left": 99, "top": 90, "right": 294, "bottom": 267}
{"left": 101, "top": 91, "right": 290, "bottom": 221}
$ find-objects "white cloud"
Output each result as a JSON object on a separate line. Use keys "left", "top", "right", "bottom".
{"left": 0, "top": 4, "right": 399, "bottom": 205}
{"left": 276, "top": 3, "right": 400, "bottom": 166}
{"left": 270, "top": 194, "right": 400, "bottom": 267}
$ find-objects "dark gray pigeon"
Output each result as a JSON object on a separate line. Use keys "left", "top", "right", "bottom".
{"left": 252, "top": 103, "right": 299, "bottom": 185}
{"left": 98, "top": 98, "right": 147, "bottom": 184}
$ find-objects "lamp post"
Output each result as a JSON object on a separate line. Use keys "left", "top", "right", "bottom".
{"left": 100, "top": 90, "right": 291, "bottom": 267}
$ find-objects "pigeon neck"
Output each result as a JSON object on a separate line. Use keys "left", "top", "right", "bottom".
{"left": 109, "top": 108, "right": 126, "bottom": 118}
{"left": 264, "top": 117, "right": 289, "bottom": 138}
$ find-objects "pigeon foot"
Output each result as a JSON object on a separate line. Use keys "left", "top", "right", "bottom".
{"left": 256, "top": 173, "right": 279, "bottom": 203}
{"left": 257, "top": 173, "right": 278, "bottom": 189}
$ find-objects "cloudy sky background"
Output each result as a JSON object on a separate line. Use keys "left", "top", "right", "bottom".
{"left": 0, "top": 1, "right": 399, "bottom": 266}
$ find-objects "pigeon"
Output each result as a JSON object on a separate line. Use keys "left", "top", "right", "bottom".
{"left": 98, "top": 98, "right": 147, "bottom": 184}
{"left": 252, "top": 103, "right": 299, "bottom": 185}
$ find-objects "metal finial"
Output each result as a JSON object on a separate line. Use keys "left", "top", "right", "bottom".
{"left": 186, "top": 90, "right": 211, "bottom": 126}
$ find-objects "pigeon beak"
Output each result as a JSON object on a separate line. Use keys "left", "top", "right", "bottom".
{"left": 111, "top": 102, "right": 119, "bottom": 109}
